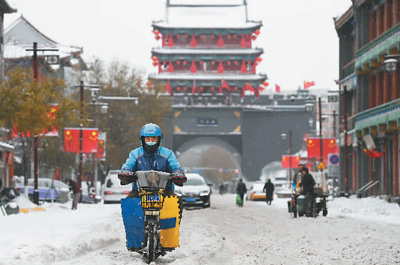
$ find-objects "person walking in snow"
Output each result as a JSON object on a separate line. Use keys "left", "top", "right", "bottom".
{"left": 300, "top": 167, "right": 315, "bottom": 217}
{"left": 263, "top": 179, "right": 275, "bottom": 205}
{"left": 236, "top": 178, "right": 247, "bottom": 207}
{"left": 66, "top": 179, "right": 80, "bottom": 210}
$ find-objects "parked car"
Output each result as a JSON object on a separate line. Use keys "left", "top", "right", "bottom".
{"left": 174, "top": 173, "right": 211, "bottom": 208}
{"left": 102, "top": 170, "right": 131, "bottom": 204}
{"left": 16, "top": 178, "right": 70, "bottom": 203}
{"left": 246, "top": 181, "right": 266, "bottom": 201}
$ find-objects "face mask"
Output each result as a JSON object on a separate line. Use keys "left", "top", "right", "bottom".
{"left": 146, "top": 141, "right": 157, "bottom": 146}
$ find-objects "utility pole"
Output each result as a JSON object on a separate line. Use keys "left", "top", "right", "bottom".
{"left": 319, "top": 97, "right": 323, "bottom": 167}
{"left": 289, "top": 129, "right": 292, "bottom": 182}
{"left": 26, "top": 42, "right": 58, "bottom": 205}
{"left": 74, "top": 81, "right": 99, "bottom": 199}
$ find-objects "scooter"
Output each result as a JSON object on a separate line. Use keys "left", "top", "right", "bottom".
{"left": 119, "top": 171, "right": 181, "bottom": 264}
{"left": 0, "top": 188, "right": 20, "bottom": 216}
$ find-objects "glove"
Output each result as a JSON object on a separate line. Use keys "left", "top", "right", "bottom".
{"left": 118, "top": 170, "right": 137, "bottom": 185}
{"left": 171, "top": 170, "right": 187, "bottom": 187}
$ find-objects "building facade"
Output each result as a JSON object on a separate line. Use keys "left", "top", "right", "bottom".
{"left": 335, "top": 0, "right": 400, "bottom": 201}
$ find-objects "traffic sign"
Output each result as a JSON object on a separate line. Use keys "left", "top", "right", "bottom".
{"left": 317, "top": 162, "right": 325, "bottom": 170}
{"left": 329, "top": 154, "right": 339, "bottom": 165}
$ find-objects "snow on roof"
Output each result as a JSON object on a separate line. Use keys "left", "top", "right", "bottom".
{"left": 155, "top": 3, "right": 260, "bottom": 28}
{"left": 170, "top": 0, "right": 244, "bottom": 5}
{"left": 4, "top": 16, "right": 82, "bottom": 60}
{"left": 153, "top": 48, "right": 263, "bottom": 55}
{"left": 0, "top": 141, "right": 14, "bottom": 151}
{"left": 149, "top": 73, "right": 265, "bottom": 81}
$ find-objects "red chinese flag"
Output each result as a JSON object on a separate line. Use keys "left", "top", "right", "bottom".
{"left": 275, "top": 84, "right": 280, "bottom": 93}
{"left": 282, "top": 155, "right": 290, "bottom": 168}
{"left": 323, "top": 138, "right": 336, "bottom": 157}
{"left": 95, "top": 140, "right": 105, "bottom": 159}
{"left": 82, "top": 129, "right": 98, "bottom": 153}
{"left": 307, "top": 138, "right": 321, "bottom": 158}
{"left": 282, "top": 155, "right": 300, "bottom": 168}
{"left": 304, "top": 81, "right": 316, "bottom": 89}
{"left": 64, "top": 128, "right": 80, "bottom": 153}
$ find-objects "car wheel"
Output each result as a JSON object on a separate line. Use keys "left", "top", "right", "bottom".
{"left": 203, "top": 197, "right": 211, "bottom": 208}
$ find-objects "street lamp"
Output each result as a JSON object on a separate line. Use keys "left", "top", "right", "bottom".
{"left": 26, "top": 42, "right": 58, "bottom": 205}
{"left": 383, "top": 54, "right": 400, "bottom": 72}
{"left": 281, "top": 130, "right": 293, "bottom": 182}
{"left": 89, "top": 92, "right": 138, "bottom": 201}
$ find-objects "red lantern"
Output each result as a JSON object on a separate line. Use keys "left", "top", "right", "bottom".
{"left": 153, "top": 29, "right": 160, "bottom": 35}
{"left": 184, "top": 34, "right": 188, "bottom": 38}
{"left": 176, "top": 34, "right": 180, "bottom": 39}
{"left": 152, "top": 61, "right": 157, "bottom": 66}
{"left": 163, "top": 61, "right": 167, "bottom": 66}
{"left": 227, "top": 61, "right": 231, "bottom": 66}
{"left": 211, "top": 61, "right": 215, "bottom": 66}
{"left": 234, "top": 61, "right": 238, "bottom": 65}
{"left": 200, "top": 87, "right": 204, "bottom": 92}
{"left": 183, "top": 60, "right": 187, "bottom": 65}
{"left": 248, "top": 61, "right": 252, "bottom": 65}
{"left": 199, "top": 61, "right": 204, "bottom": 65}
{"left": 252, "top": 35, "right": 257, "bottom": 40}
{"left": 183, "top": 87, "right": 188, "bottom": 91}
{"left": 152, "top": 56, "right": 158, "bottom": 61}
{"left": 211, "top": 87, "right": 215, "bottom": 91}
{"left": 254, "top": 29, "right": 260, "bottom": 35}
{"left": 200, "top": 34, "right": 204, "bottom": 39}
{"left": 233, "top": 34, "right": 237, "bottom": 39}
{"left": 256, "top": 57, "right": 262, "bottom": 62}
{"left": 211, "top": 34, "right": 215, "bottom": 39}
{"left": 155, "top": 35, "right": 160, "bottom": 40}
{"left": 177, "top": 87, "right": 181, "bottom": 91}
{"left": 234, "top": 87, "right": 238, "bottom": 92}
{"left": 177, "top": 60, "right": 181, "bottom": 65}
{"left": 227, "top": 34, "right": 231, "bottom": 39}
{"left": 262, "top": 81, "right": 269, "bottom": 87}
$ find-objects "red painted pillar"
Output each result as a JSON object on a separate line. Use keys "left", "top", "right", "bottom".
{"left": 376, "top": 70, "right": 382, "bottom": 106}
{"left": 167, "top": 59, "right": 174, "bottom": 73}
{"left": 393, "top": 133, "right": 399, "bottom": 197}
{"left": 394, "top": 69, "right": 400, "bottom": 100}
{"left": 369, "top": 74, "right": 375, "bottom": 108}
{"left": 369, "top": 157, "right": 373, "bottom": 196}
{"left": 190, "top": 34, "right": 197, "bottom": 47}
{"left": 217, "top": 60, "right": 224, "bottom": 73}
{"left": 369, "top": 11, "right": 376, "bottom": 41}
{"left": 384, "top": 0, "right": 392, "bottom": 31}
{"left": 190, "top": 60, "right": 197, "bottom": 73}
{"left": 353, "top": 151, "right": 357, "bottom": 193}
{"left": 383, "top": 71, "right": 390, "bottom": 103}
{"left": 240, "top": 34, "right": 246, "bottom": 48}
{"left": 395, "top": 0, "right": 400, "bottom": 24}
{"left": 377, "top": 5, "right": 383, "bottom": 37}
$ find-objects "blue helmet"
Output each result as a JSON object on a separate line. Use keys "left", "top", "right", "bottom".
{"left": 139, "top": 123, "right": 163, "bottom": 144}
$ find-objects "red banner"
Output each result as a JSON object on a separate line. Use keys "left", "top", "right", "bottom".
{"left": 64, "top": 128, "right": 98, "bottom": 153}
{"left": 282, "top": 155, "right": 300, "bottom": 168}
{"left": 95, "top": 132, "right": 106, "bottom": 160}
{"left": 307, "top": 138, "right": 320, "bottom": 158}
{"left": 307, "top": 137, "right": 337, "bottom": 159}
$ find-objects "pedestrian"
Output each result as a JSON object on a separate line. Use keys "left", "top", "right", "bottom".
{"left": 236, "top": 178, "right": 247, "bottom": 207}
{"left": 263, "top": 179, "right": 274, "bottom": 205}
{"left": 65, "top": 179, "right": 80, "bottom": 210}
{"left": 299, "top": 167, "right": 316, "bottom": 217}
{"left": 293, "top": 164, "right": 304, "bottom": 194}
{"left": 219, "top": 182, "right": 225, "bottom": 195}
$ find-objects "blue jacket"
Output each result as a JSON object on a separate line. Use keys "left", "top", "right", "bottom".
{"left": 121, "top": 146, "right": 183, "bottom": 191}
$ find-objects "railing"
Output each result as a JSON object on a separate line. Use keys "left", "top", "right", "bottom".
{"left": 356, "top": 22, "right": 400, "bottom": 57}
{"left": 355, "top": 98, "right": 400, "bottom": 124}
{"left": 356, "top": 180, "right": 379, "bottom": 198}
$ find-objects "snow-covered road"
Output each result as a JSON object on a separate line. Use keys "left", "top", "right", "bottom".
{"left": 1, "top": 194, "right": 399, "bottom": 265}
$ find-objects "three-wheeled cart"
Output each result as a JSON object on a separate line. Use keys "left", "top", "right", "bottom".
{"left": 288, "top": 187, "right": 328, "bottom": 218}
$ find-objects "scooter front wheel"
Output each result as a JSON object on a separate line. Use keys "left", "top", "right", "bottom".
{"left": 145, "top": 223, "right": 158, "bottom": 264}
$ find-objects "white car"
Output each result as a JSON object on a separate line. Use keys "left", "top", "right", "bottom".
{"left": 102, "top": 170, "right": 131, "bottom": 204}
{"left": 174, "top": 173, "right": 212, "bottom": 208}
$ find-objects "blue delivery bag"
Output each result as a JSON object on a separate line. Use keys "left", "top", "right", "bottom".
{"left": 121, "top": 198, "right": 144, "bottom": 249}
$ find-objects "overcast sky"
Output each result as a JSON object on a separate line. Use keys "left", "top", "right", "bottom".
{"left": 5, "top": 0, "right": 351, "bottom": 92}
